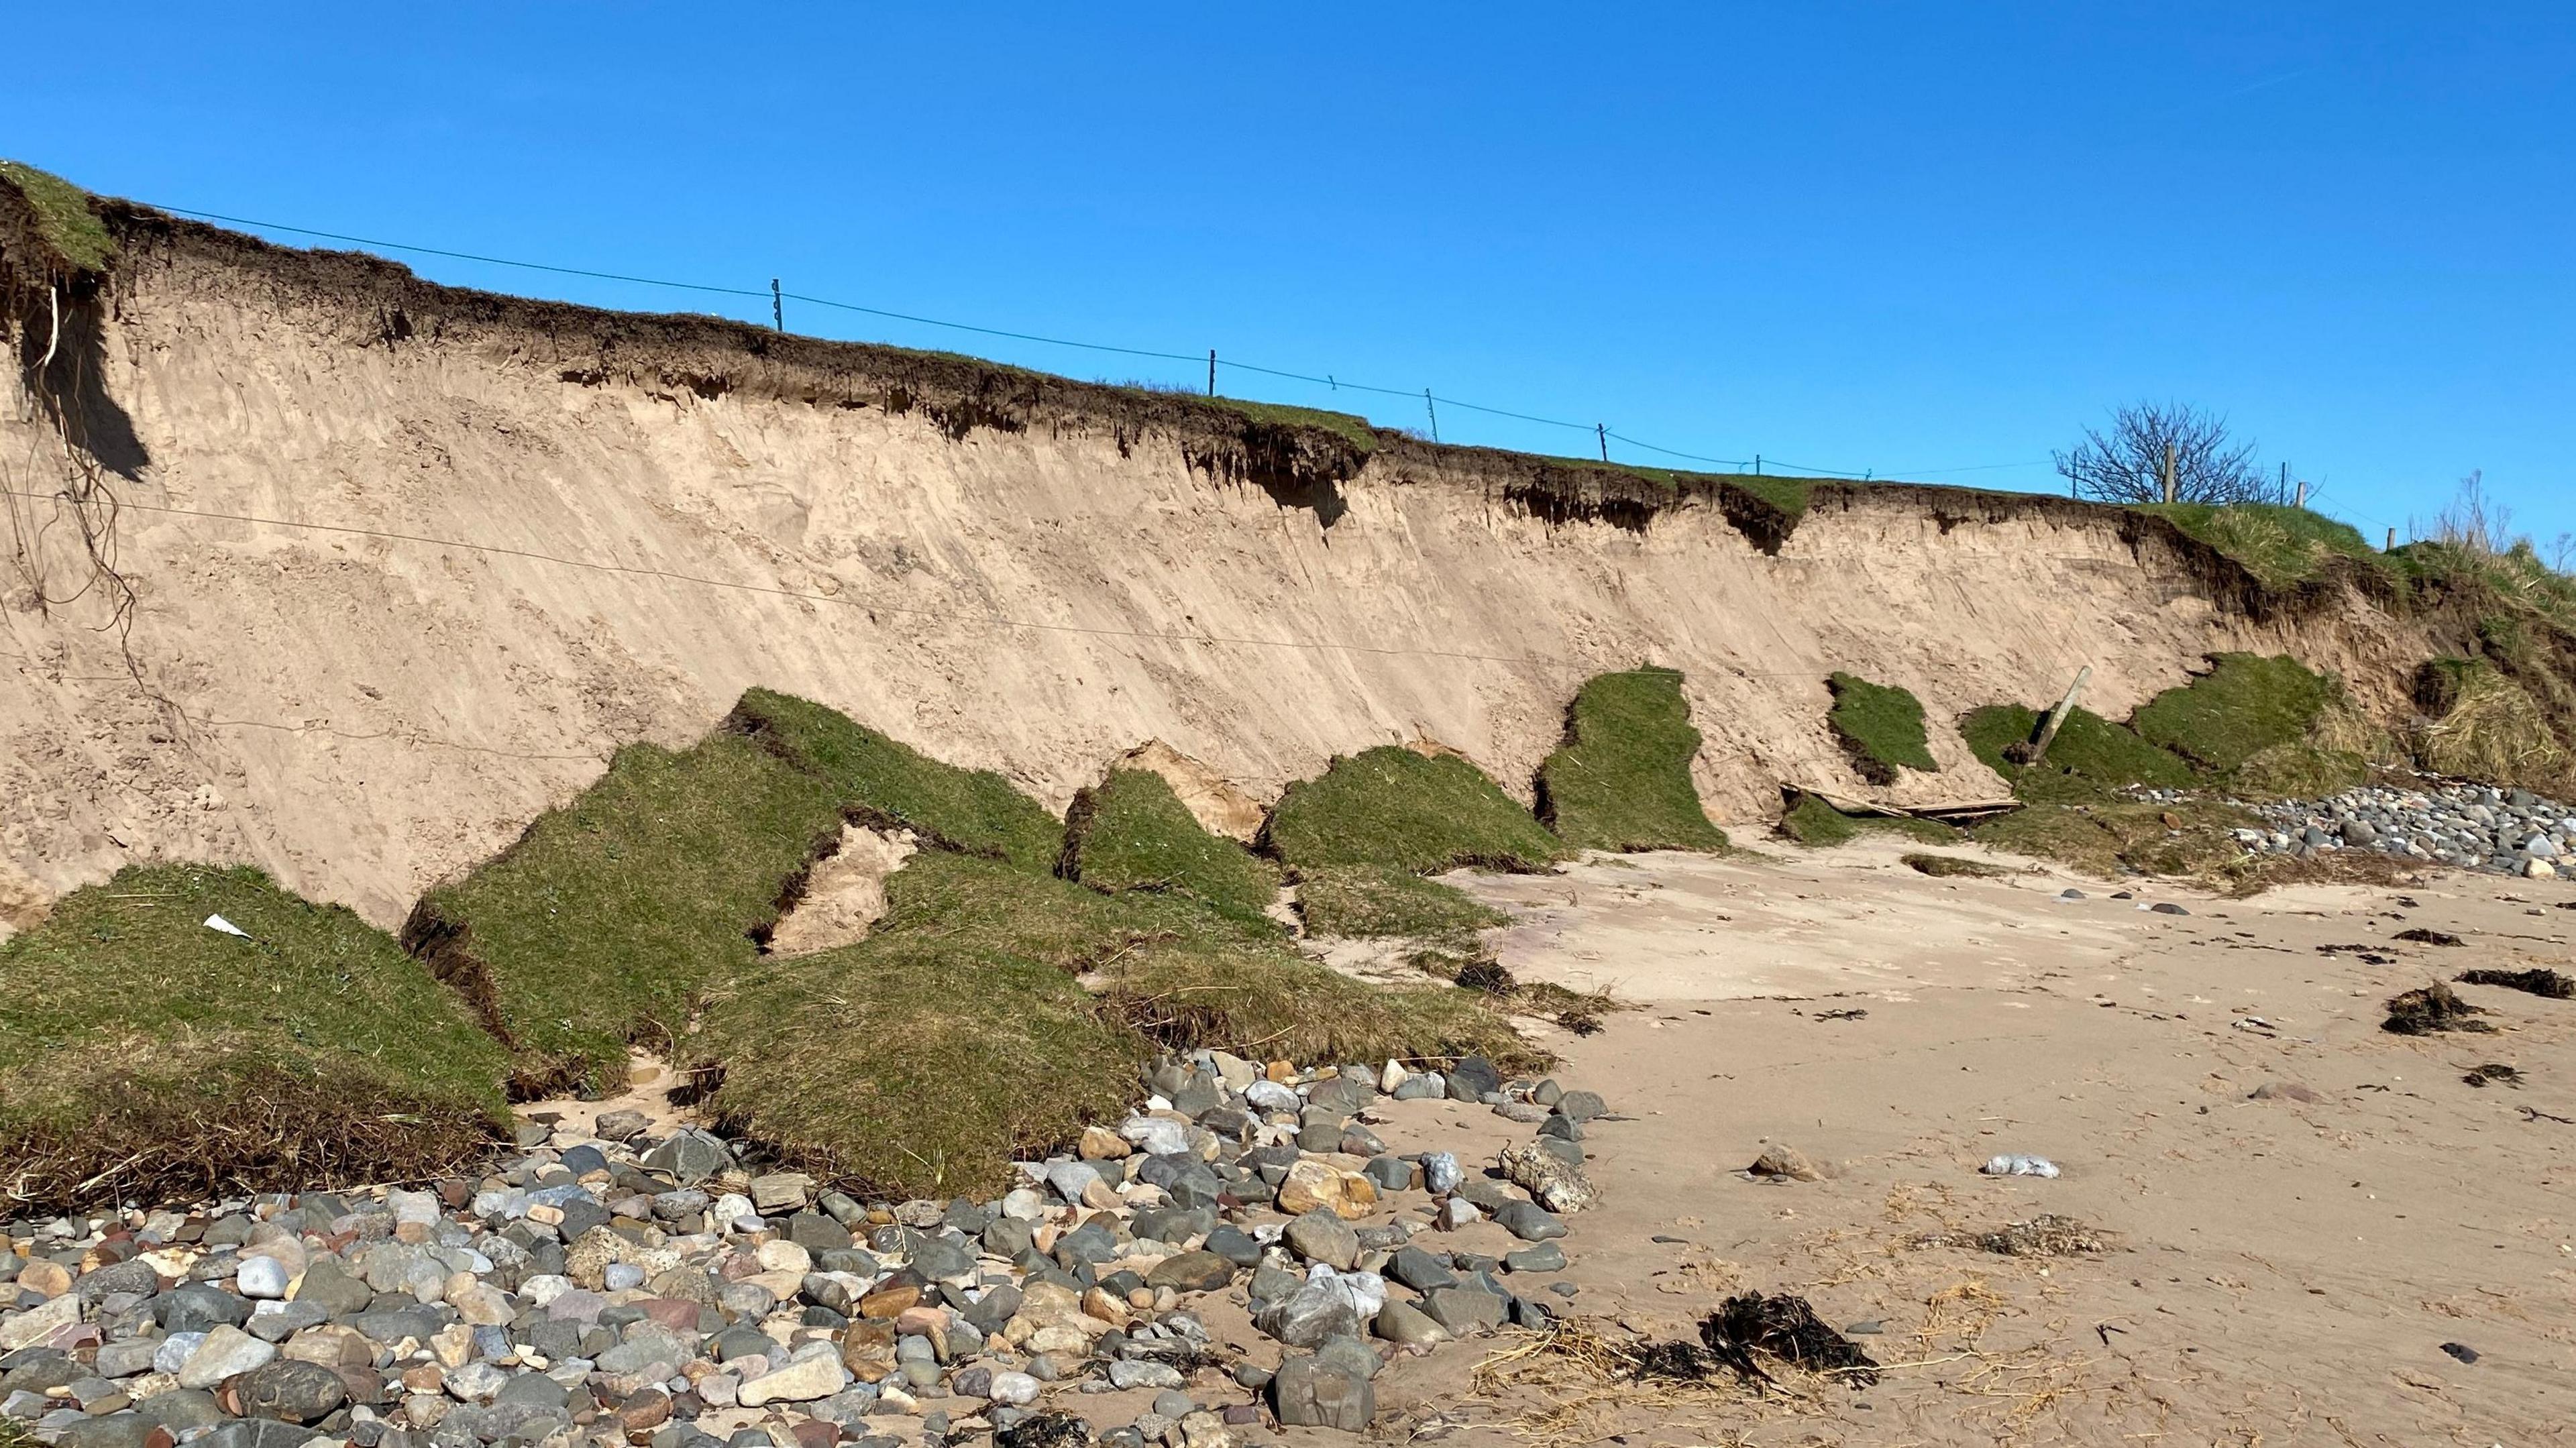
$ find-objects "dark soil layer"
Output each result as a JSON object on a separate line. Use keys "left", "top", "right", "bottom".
{"left": 1537, "top": 668, "right": 1729, "bottom": 853}
{"left": 0, "top": 865, "right": 509, "bottom": 1209}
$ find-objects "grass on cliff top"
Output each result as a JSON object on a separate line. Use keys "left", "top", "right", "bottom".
{"left": 692, "top": 848, "right": 1534, "bottom": 1196}
{"left": 0, "top": 865, "right": 509, "bottom": 1209}
{"left": 1777, "top": 794, "right": 1960, "bottom": 847}
{"left": 1060, "top": 767, "right": 1280, "bottom": 922}
{"left": 1296, "top": 863, "right": 1509, "bottom": 944}
{"left": 2135, "top": 502, "right": 2392, "bottom": 592}
{"left": 1265, "top": 745, "right": 1566, "bottom": 874}
{"left": 1538, "top": 668, "right": 1729, "bottom": 852}
{"left": 1212, "top": 398, "right": 1379, "bottom": 453}
{"left": 731, "top": 687, "right": 1062, "bottom": 871}
{"left": 0, "top": 160, "right": 115, "bottom": 274}
{"left": 1827, "top": 672, "right": 1939, "bottom": 783}
{"left": 411, "top": 732, "right": 847, "bottom": 1097}
{"left": 2131, "top": 654, "right": 2341, "bottom": 775}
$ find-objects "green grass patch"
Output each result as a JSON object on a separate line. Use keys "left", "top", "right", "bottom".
{"left": 731, "top": 687, "right": 1062, "bottom": 871}
{"left": 1777, "top": 794, "right": 1960, "bottom": 846}
{"left": 1060, "top": 768, "right": 1280, "bottom": 922}
{"left": 0, "top": 160, "right": 115, "bottom": 274}
{"left": 1, "top": 865, "right": 508, "bottom": 1208}
{"left": 1826, "top": 673, "right": 1939, "bottom": 783}
{"left": 2131, "top": 654, "right": 2341, "bottom": 774}
{"left": 1265, "top": 746, "right": 1566, "bottom": 874}
{"left": 407, "top": 732, "right": 847, "bottom": 1097}
{"left": 2225, "top": 742, "right": 2367, "bottom": 798}
{"left": 1960, "top": 703, "right": 2196, "bottom": 802}
{"left": 1719, "top": 473, "right": 1815, "bottom": 523}
{"left": 1296, "top": 864, "right": 1509, "bottom": 944}
{"left": 2135, "top": 502, "right": 2393, "bottom": 592}
{"left": 1538, "top": 667, "right": 1729, "bottom": 852}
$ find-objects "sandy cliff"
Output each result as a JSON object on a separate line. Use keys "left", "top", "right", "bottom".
{"left": 0, "top": 211, "right": 2424, "bottom": 926}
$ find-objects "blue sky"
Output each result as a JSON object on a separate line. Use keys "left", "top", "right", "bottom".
{"left": 17, "top": 3, "right": 2573, "bottom": 543}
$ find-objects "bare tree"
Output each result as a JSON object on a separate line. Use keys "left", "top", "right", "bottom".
{"left": 2053, "top": 401, "right": 2283, "bottom": 506}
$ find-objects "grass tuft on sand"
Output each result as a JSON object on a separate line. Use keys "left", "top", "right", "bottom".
{"left": 0, "top": 160, "right": 115, "bottom": 274}
{"left": 730, "top": 687, "right": 1063, "bottom": 871}
{"left": 405, "top": 732, "right": 847, "bottom": 1097}
{"left": 1, "top": 865, "right": 508, "bottom": 1209}
{"left": 1826, "top": 673, "right": 1938, "bottom": 783}
{"left": 1060, "top": 768, "right": 1280, "bottom": 922}
{"left": 1538, "top": 668, "right": 1729, "bottom": 853}
{"left": 1265, "top": 746, "right": 1565, "bottom": 873}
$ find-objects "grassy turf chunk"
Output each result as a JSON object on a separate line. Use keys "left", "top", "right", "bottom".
{"left": 693, "top": 848, "right": 1532, "bottom": 1194}
{"left": 730, "top": 687, "right": 1063, "bottom": 872}
{"left": 1777, "top": 795, "right": 1960, "bottom": 846}
{"left": 406, "top": 734, "right": 847, "bottom": 1097}
{"left": 0, "top": 160, "right": 115, "bottom": 274}
{"left": 1538, "top": 668, "right": 1729, "bottom": 852}
{"left": 2131, "top": 655, "right": 2340, "bottom": 774}
{"left": 693, "top": 933, "right": 1143, "bottom": 1201}
{"left": 1960, "top": 704, "right": 2196, "bottom": 799}
{"left": 1263, "top": 746, "right": 1566, "bottom": 874}
{"left": 2226, "top": 742, "right": 2369, "bottom": 798}
{"left": 1295, "top": 864, "right": 1509, "bottom": 942}
{"left": 1, "top": 865, "right": 509, "bottom": 1208}
{"left": 1060, "top": 768, "right": 1281, "bottom": 921}
{"left": 1825, "top": 673, "right": 1939, "bottom": 783}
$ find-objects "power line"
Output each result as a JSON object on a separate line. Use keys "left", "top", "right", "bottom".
{"left": 156, "top": 203, "right": 2041, "bottom": 486}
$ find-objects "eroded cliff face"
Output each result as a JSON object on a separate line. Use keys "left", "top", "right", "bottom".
{"left": 0, "top": 215, "right": 2425, "bottom": 928}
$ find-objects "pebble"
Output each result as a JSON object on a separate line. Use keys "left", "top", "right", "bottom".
{"left": 2238, "top": 782, "right": 2576, "bottom": 874}
{"left": 0, "top": 1050, "right": 1617, "bottom": 1445}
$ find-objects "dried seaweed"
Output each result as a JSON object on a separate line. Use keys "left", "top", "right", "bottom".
{"left": 1700, "top": 1290, "right": 1880, "bottom": 1387}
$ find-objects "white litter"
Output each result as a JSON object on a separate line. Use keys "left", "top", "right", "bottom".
{"left": 203, "top": 913, "right": 252, "bottom": 938}
{"left": 1982, "top": 1154, "right": 2060, "bottom": 1178}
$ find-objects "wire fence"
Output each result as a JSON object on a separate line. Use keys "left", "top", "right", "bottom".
{"left": 159, "top": 205, "right": 2060, "bottom": 486}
